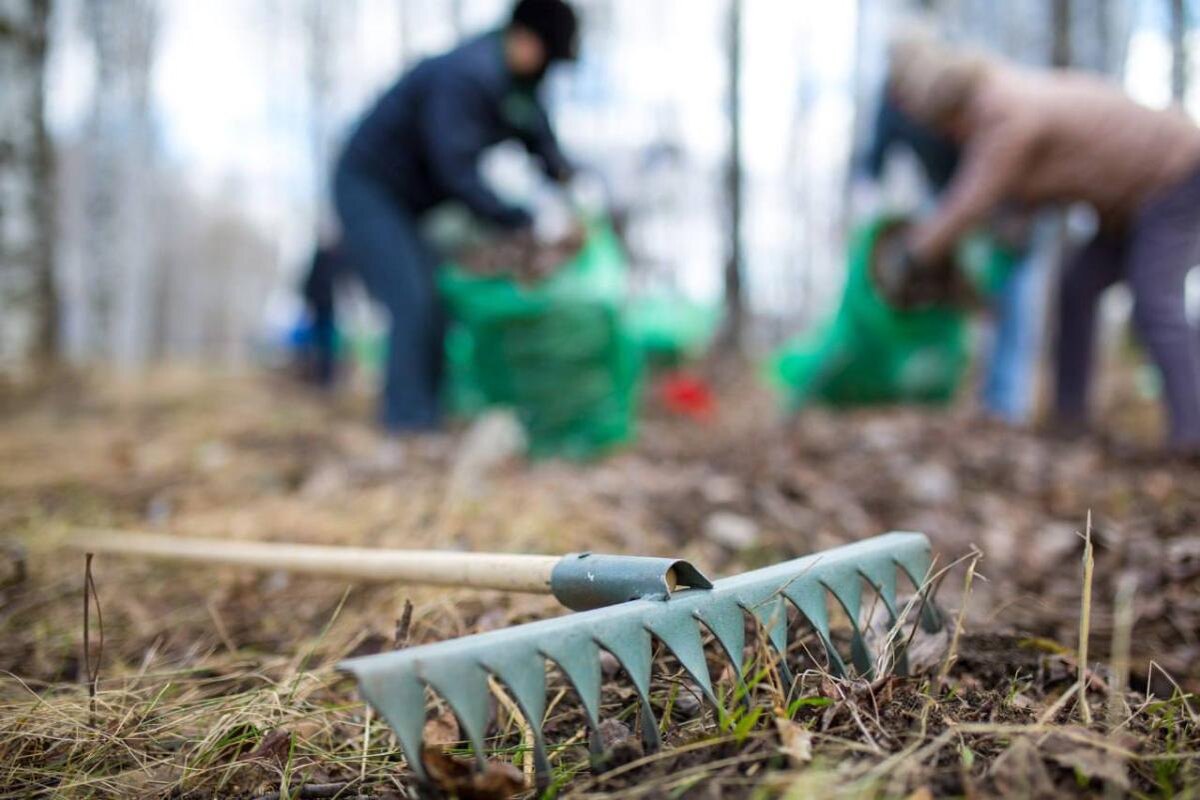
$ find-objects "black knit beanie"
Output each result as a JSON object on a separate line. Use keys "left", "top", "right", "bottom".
{"left": 510, "top": 0, "right": 578, "bottom": 62}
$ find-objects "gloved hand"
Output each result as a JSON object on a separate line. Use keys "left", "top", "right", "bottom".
{"left": 873, "top": 235, "right": 966, "bottom": 311}
{"left": 552, "top": 163, "right": 575, "bottom": 185}
{"left": 497, "top": 206, "right": 534, "bottom": 230}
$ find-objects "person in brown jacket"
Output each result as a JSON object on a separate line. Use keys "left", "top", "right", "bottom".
{"left": 891, "top": 33, "right": 1200, "bottom": 451}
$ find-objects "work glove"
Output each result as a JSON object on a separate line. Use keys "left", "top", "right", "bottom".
{"left": 551, "top": 162, "right": 574, "bottom": 185}
{"left": 873, "top": 236, "right": 975, "bottom": 311}
{"left": 496, "top": 205, "right": 534, "bottom": 231}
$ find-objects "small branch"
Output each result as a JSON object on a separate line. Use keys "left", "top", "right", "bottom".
{"left": 82, "top": 553, "right": 104, "bottom": 724}
{"left": 251, "top": 782, "right": 355, "bottom": 800}
{"left": 393, "top": 598, "right": 413, "bottom": 650}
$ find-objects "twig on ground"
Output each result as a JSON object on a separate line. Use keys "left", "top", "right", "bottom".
{"left": 82, "top": 553, "right": 104, "bottom": 725}
{"left": 393, "top": 598, "right": 413, "bottom": 650}
{"left": 251, "top": 782, "right": 355, "bottom": 800}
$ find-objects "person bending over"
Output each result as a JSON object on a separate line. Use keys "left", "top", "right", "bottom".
{"left": 334, "top": 0, "right": 578, "bottom": 432}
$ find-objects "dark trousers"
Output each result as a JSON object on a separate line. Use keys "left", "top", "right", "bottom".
{"left": 334, "top": 162, "right": 444, "bottom": 432}
{"left": 1055, "top": 166, "right": 1200, "bottom": 447}
{"left": 300, "top": 247, "right": 341, "bottom": 387}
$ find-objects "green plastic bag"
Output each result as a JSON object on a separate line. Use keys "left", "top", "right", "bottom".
{"left": 439, "top": 221, "right": 642, "bottom": 459}
{"left": 769, "top": 216, "right": 972, "bottom": 408}
{"left": 625, "top": 295, "right": 721, "bottom": 367}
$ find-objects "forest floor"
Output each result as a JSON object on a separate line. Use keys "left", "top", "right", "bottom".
{"left": 0, "top": 366, "right": 1198, "bottom": 799}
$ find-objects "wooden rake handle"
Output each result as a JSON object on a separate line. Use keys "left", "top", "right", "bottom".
{"left": 64, "top": 529, "right": 560, "bottom": 595}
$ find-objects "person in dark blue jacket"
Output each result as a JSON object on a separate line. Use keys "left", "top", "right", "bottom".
{"left": 334, "top": 0, "right": 578, "bottom": 432}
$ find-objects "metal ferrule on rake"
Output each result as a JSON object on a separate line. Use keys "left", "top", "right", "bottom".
{"left": 341, "top": 531, "right": 939, "bottom": 786}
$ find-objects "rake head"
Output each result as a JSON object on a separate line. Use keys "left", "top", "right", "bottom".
{"left": 341, "top": 531, "right": 940, "bottom": 786}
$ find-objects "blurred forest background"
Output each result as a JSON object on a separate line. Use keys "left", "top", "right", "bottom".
{"left": 1, "top": 0, "right": 1196, "bottom": 376}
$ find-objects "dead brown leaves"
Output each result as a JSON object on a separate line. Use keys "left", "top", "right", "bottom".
{"left": 422, "top": 746, "right": 526, "bottom": 799}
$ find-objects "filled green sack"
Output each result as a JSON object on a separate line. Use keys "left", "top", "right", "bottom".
{"left": 769, "top": 216, "right": 974, "bottom": 408}
{"left": 439, "top": 221, "right": 642, "bottom": 459}
{"left": 625, "top": 295, "right": 721, "bottom": 367}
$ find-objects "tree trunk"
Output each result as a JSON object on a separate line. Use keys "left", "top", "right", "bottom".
{"left": 0, "top": 0, "right": 56, "bottom": 377}
{"left": 1170, "top": 0, "right": 1188, "bottom": 103}
{"left": 81, "top": 0, "right": 158, "bottom": 369}
{"left": 305, "top": 0, "right": 337, "bottom": 234}
{"left": 1051, "top": 0, "right": 1072, "bottom": 67}
{"left": 720, "top": 0, "right": 744, "bottom": 349}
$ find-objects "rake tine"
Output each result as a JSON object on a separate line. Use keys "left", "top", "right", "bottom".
{"left": 849, "top": 630, "right": 873, "bottom": 677}
{"left": 860, "top": 563, "right": 900, "bottom": 618}
{"left": 894, "top": 552, "right": 941, "bottom": 633}
{"left": 481, "top": 651, "right": 551, "bottom": 784}
{"left": 644, "top": 608, "right": 717, "bottom": 709}
{"left": 424, "top": 662, "right": 491, "bottom": 768}
{"left": 638, "top": 695, "right": 662, "bottom": 751}
{"left": 747, "top": 595, "right": 794, "bottom": 688}
{"left": 780, "top": 580, "right": 846, "bottom": 678}
{"left": 539, "top": 634, "right": 605, "bottom": 758}
{"left": 353, "top": 667, "right": 428, "bottom": 783}
{"left": 694, "top": 599, "right": 748, "bottom": 708}
{"left": 340, "top": 531, "right": 941, "bottom": 785}
{"left": 821, "top": 567, "right": 874, "bottom": 677}
{"left": 591, "top": 623, "right": 661, "bottom": 752}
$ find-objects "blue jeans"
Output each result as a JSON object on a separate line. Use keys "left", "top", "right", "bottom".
{"left": 334, "top": 162, "right": 445, "bottom": 432}
{"left": 983, "top": 238, "right": 1048, "bottom": 425}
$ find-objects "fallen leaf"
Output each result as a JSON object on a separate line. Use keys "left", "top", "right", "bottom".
{"left": 423, "top": 709, "right": 461, "bottom": 747}
{"left": 774, "top": 717, "right": 812, "bottom": 766}
{"left": 1166, "top": 537, "right": 1200, "bottom": 581}
{"left": 593, "top": 718, "right": 643, "bottom": 770}
{"left": 422, "top": 746, "right": 526, "bottom": 799}
{"left": 990, "top": 736, "right": 1056, "bottom": 799}
{"left": 1041, "top": 730, "right": 1131, "bottom": 790}
{"left": 242, "top": 728, "right": 291, "bottom": 766}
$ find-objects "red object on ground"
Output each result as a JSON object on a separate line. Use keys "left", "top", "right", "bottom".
{"left": 656, "top": 372, "right": 717, "bottom": 421}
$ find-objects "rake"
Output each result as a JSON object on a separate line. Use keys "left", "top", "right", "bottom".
{"left": 67, "top": 529, "right": 940, "bottom": 787}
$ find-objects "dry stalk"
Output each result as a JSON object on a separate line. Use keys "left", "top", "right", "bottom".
{"left": 935, "top": 548, "right": 981, "bottom": 690}
{"left": 82, "top": 553, "right": 104, "bottom": 725}
{"left": 360, "top": 704, "right": 372, "bottom": 785}
{"left": 1107, "top": 572, "right": 1136, "bottom": 728}
{"left": 489, "top": 675, "right": 536, "bottom": 785}
{"left": 1078, "top": 512, "right": 1094, "bottom": 726}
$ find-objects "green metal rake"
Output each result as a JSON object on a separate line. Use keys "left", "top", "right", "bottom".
{"left": 69, "top": 529, "right": 939, "bottom": 788}
{"left": 342, "top": 532, "right": 938, "bottom": 786}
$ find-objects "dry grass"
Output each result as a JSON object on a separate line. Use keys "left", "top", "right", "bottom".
{"left": 0, "top": 369, "right": 1197, "bottom": 798}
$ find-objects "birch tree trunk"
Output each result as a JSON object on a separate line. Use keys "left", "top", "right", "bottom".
{"left": 0, "top": 0, "right": 56, "bottom": 378}
{"left": 720, "top": 0, "right": 744, "bottom": 349}
{"left": 1051, "top": 0, "right": 1072, "bottom": 67}
{"left": 81, "top": 0, "right": 157, "bottom": 369}
{"left": 1169, "top": 0, "right": 1188, "bottom": 104}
